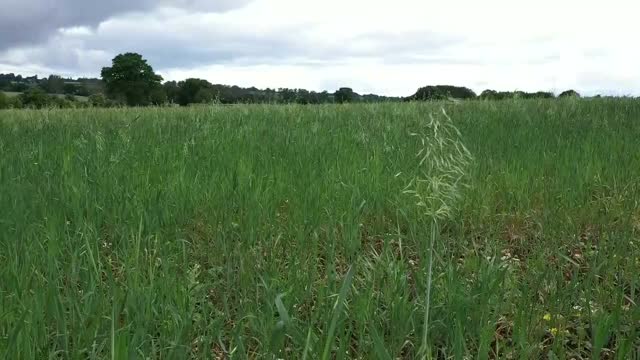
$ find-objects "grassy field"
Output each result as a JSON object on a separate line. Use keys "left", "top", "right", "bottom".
{"left": 1, "top": 100, "right": 639, "bottom": 359}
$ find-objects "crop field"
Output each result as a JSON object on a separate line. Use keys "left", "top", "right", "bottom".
{"left": 1, "top": 100, "right": 640, "bottom": 359}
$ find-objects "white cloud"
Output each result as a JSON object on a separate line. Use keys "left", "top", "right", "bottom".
{"left": 1, "top": 0, "right": 638, "bottom": 96}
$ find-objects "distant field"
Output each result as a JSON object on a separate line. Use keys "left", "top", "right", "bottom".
{"left": 1, "top": 100, "right": 639, "bottom": 358}
{"left": 1, "top": 90, "right": 88, "bottom": 101}
{"left": 1, "top": 91, "right": 21, "bottom": 97}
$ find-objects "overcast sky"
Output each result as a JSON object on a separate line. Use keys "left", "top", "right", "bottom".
{"left": 0, "top": 0, "right": 638, "bottom": 96}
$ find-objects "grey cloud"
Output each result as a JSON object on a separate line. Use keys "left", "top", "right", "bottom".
{"left": 575, "top": 72, "right": 640, "bottom": 96}
{"left": 1, "top": 2, "right": 470, "bottom": 76}
{"left": 0, "top": 0, "right": 251, "bottom": 50}
{"left": 348, "top": 31, "right": 460, "bottom": 56}
{"left": 0, "top": 8, "right": 301, "bottom": 75}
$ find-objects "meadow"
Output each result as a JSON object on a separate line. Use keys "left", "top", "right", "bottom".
{"left": 1, "top": 99, "right": 639, "bottom": 359}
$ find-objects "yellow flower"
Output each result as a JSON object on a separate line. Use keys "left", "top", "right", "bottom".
{"left": 550, "top": 327, "right": 558, "bottom": 336}
{"left": 543, "top": 313, "right": 552, "bottom": 321}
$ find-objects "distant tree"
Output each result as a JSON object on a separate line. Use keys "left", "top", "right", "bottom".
{"left": 304, "top": 91, "right": 321, "bottom": 104}
{"left": 20, "top": 88, "right": 51, "bottom": 108}
{"left": 361, "top": 93, "right": 399, "bottom": 102}
{"left": 42, "top": 75, "right": 65, "bottom": 94}
{"left": 101, "top": 53, "right": 163, "bottom": 106}
{"left": 76, "top": 85, "right": 91, "bottom": 97}
{"left": 52, "top": 96, "right": 74, "bottom": 109}
{"left": 532, "top": 91, "right": 555, "bottom": 99}
{"left": 479, "top": 89, "right": 500, "bottom": 100}
{"left": 177, "top": 78, "right": 213, "bottom": 105}
{"left": 319, "top": 91, "right": 332, "bottom": 103}
{"left": 411, "top": 85, "right": 476, "bottom": 101}
{"left": 278, "top": 88, "right": 297, "bottom": 103}
{"left": 10, "top": 96, "right": 23, "bottom": 109}
{"left": 89, "top": 93, "right": 107, "bottom": 107}
{"left": 411, "top": 86, "right": 447, "bottom": 101}
{"left": 512, "top": 91, "right": 528, "bottom": 99}
{"left": 163, "top": 81, "right": 180, "bottom": 104}
{"left": 149, "top": 87, "right": 168, "bottom": 105}
{"left": 446, "top": 86, "right": 476, "bottom": 99}
{"left": 224, "top": 85, "right": 244, "bottom": 103}
{"left": 334, "top": 87, "right": 357, "bottom": 103}
{"left": 211, "top": 84, "right": 234, "bottom": 104}
{"left": 9, "top": 83, "right": 28, "bottom": 92}
{"left": 64, "top": 94, "right": 76, "bottom": 102}
{"left": 559, "top": 89, "right": 580, "bottom": 98}
{"left": 194, "top": 88, "right": 216, "bottom": 104}
{"left": 295, "top": 89, "right": 310, "bottom": 104}
{"left": 75, "top": 78, "right": 103, "bottom": 95}
{"left": 0, "top": 92, "right": 8, "bottom": 109}
{"left": 61, "top": 83, "right": 90, "bottom": 96}
{"left": 63, "top": 83, "right": 78, "bottom": 95}
{"left": 497, "top": 90, "right": 513, "bottom": 99}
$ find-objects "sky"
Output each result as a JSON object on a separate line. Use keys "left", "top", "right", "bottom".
{"left": 0, "top": 0, "right": 638, "bottom": 96}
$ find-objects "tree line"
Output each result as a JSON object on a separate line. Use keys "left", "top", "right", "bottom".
{"left": 0, "top": 73, "right": 102, "bottom": 96}
{"left": 1, "top": 52, "right": 587, "bottom": 110}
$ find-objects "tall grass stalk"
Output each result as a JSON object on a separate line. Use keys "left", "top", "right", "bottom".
{"left": 405, "top": 109, "right": 472, "bottom": 356}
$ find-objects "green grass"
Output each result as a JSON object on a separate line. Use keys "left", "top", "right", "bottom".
{"left": 1, "top": 100, "right": 639, "bottom": 359}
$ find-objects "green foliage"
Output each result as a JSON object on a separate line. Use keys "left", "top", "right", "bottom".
{"left": 0, "top": 92, "right": 7, "bottom": 109}
{"left": 9, "top": 95, "right": 22, "bottom": 109}
{"left": 10, "top": 83, "right": 29, "bottom": 92}
{"left": 559, "top": 89, "right": 581, "bottom": 98}
{"left": 1, "top": 73, "right": 99, "bottom": 98}
{"left": 63, "top": 83, "right": 91, "bottom": 96}
{"left": 479, "top": 89, "right": 501, "bottom": 100}
{"left": 19, "top": 87, "right": 51, "bottom": 108}
{"left": 10, "top": 88, "right": 85, "bottom": 109}
{"left": 0, "top": 68, "right": 601, "bottom": 109}
{"left": 163, "top": 81, "right": 180, "bottom": 104}
{"left": 529, "top": 91, "right": 555, "bottom": 99}
{"left": 41, "top": 75, "right": 65, "bottom": 94}
{"left": 334, "top": 87, "right": 356, "bottom": 103}
{"left": 410, "top": 85, "right": 477, "bottom": 101}
{"left": 88, "top": 93, "right": 108, "bottom": 107}
{"left": 101, "top": 53, "right": 163, "bottom": 106}
{"left": 194, "top": 88, "right": 216, "bottom": 104}
{"left": 149, "top": 87, "right": 168, "bottom": 106}
{"left": 169, "top": 79, "right": 338, "bottom": 105}
{"left": 63, "top": 83, "right": 79, "bottom": 95}
{"left": 480, "top": 89, "right": 556, "bottom": 100}
{"left": 176, "top": 78, "right": 214, "bottom": 105}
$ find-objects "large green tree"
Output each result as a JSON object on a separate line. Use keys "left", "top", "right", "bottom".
{"left": 411, "top": 85, "right": 476, "bottom": 101}
{"left": 334, "top": 87, "right": 357, "bottom": 103}
{"left": 559, "top": 89, "right": 580, "bottom": 98}
{"left": 101, "top": 53, "right": 163, "bottom": 106}
{"left": 176, "top": 78, "right": 214, "bottom": 106}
